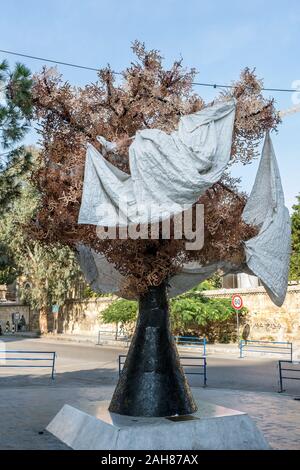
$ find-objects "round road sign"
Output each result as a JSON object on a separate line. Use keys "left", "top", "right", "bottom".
{"left": 231, "top": 294, "right": 243, "bottom": 310}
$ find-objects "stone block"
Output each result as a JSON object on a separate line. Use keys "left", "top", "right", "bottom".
{"left": 47, "top": 400, "right": 270, "bottom": 450}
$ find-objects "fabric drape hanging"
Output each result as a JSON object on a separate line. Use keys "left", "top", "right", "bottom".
{"left": 78, "top": 99, "right": 236, "bottom": 226}
{"left": 77, "top": 105, "right": 291, "bottom": 306}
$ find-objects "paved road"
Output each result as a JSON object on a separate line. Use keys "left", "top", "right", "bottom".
{"left": 1, "top": 336, "right": 299, "bottom": 395}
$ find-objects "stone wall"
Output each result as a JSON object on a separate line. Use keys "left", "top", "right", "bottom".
{"left": 27, "top": 297, "right": 116, "bottom": 335}
{"left": 58, "top": 297, "right": 116, "bottom": 335}
{"left": 0, "top": 286, "right": 6, "bottom": 301}
{"left": 4, "top": 284, "right": 300, "bottom": 343}
{"left": 54, "top": 286, "right": 300, "bottom": 342}
{"left": 203, "top": 285, "right": 300, "bottom": 343}
{"left": 0, "top": 303, "right": 30, "bottom": 328}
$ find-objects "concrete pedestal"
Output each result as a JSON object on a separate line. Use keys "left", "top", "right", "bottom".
{"left": 47, "top": 400, "right": 270, "bottom": 450}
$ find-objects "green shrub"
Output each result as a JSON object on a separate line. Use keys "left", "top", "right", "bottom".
{"left": 101, "top": 291, "right": 247, "bottom": 343}
{"left": 170, "top": 292, "right": 247, "bottom": 343}
{"left": 101, "top": 298, "right": 138, "bottom": 335}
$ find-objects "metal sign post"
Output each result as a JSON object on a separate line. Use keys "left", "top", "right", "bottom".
{"left": 52, "top": 304, "right": 59, "bottom": 334}
{"left": 231, "top": 294, "right": 243, "bottom": 344}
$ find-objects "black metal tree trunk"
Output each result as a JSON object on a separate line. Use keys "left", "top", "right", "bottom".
{"left": 109, "top": 281, "right": 197, "bottom": 417}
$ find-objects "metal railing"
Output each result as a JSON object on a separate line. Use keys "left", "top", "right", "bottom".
{"left": 174, "top": 336, "right": 206, "bottom": 355}
{"left": 97, "top": 329, "right": 130, "bottom": 346}
{"left": 0, "top": 350, "right": 57, "bottom": 379}
{"left": 278, "top": 360, "right": 300, "bottom": 393}
{"left": 239, "top": 340, "right": 293, "bottom": 361}
{"left": 118, "top": 354, "right": 207, "bottom": 387}
{"left": 97, "top": 332, "right": 206, "bottom": 354}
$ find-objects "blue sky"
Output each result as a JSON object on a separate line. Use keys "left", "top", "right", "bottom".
{"left": 1, "top": 0, "right": 299, "bottom": 210}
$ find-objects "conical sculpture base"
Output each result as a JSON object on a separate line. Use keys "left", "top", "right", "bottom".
{"left": 109, "top": 282, "right": 197, "bottom": 417}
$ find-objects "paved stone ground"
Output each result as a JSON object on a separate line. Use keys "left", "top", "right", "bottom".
{"left": 0, "top": 385, "right": 299, "bottom": 450}
{"left": 198, "top": 388, "right": 300, "bottom": 450}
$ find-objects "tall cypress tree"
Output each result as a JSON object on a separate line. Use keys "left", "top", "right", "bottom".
{"left": 0, "top": 60, "right": 33, "bottom": 211}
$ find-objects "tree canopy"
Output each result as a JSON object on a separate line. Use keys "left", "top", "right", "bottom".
{"left": 0, "top": 60, "right": 33, "bottom": 211}
{"left": 101, "top": 298, "right": 138, "bottom": 331}
{"left": 29, "top": 42, "right": 280, "bottom": 298}
{"left": 0, "top": 149, "right": 80, "bottom": 322}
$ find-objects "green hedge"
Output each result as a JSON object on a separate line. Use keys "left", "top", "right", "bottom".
{"left": 101, "top": 290, "right": 247, "bottom": 343}
{"left": 170, "top": 292, "right": 247, "bottom": 343}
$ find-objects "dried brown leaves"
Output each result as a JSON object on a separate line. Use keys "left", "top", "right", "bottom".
{"left": 30, "top": 43, "right": 277, "bottom": 297}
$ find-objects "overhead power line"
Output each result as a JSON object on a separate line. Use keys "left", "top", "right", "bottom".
{"left": 192, "top": 81, "right": 298, "bottom": 93}
{"left": 0, "top": 48, "right": 122, "bottom": 74}
{"left": 0, "top": 48, "right": 299, "bottom": 93}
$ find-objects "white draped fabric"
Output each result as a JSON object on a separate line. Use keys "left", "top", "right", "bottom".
{"left": 78, "top": 99, "right": 236, "bottom": 226}
{"left": 242, "top": 133, "right": 291, "bottom": 306}
{"left": 77, "top": 104, "right": 291, "bottom": 306}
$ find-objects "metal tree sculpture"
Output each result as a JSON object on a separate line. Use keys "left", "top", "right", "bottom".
{"left": 30, "top": 42, "right": 289, "bottom": 417}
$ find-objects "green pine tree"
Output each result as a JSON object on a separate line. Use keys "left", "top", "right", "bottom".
{"left": 290, "top": 194, "right": 300, "bottom": 281}
{"left": 0, "top": 60, "right": 33, "bottom": 211}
